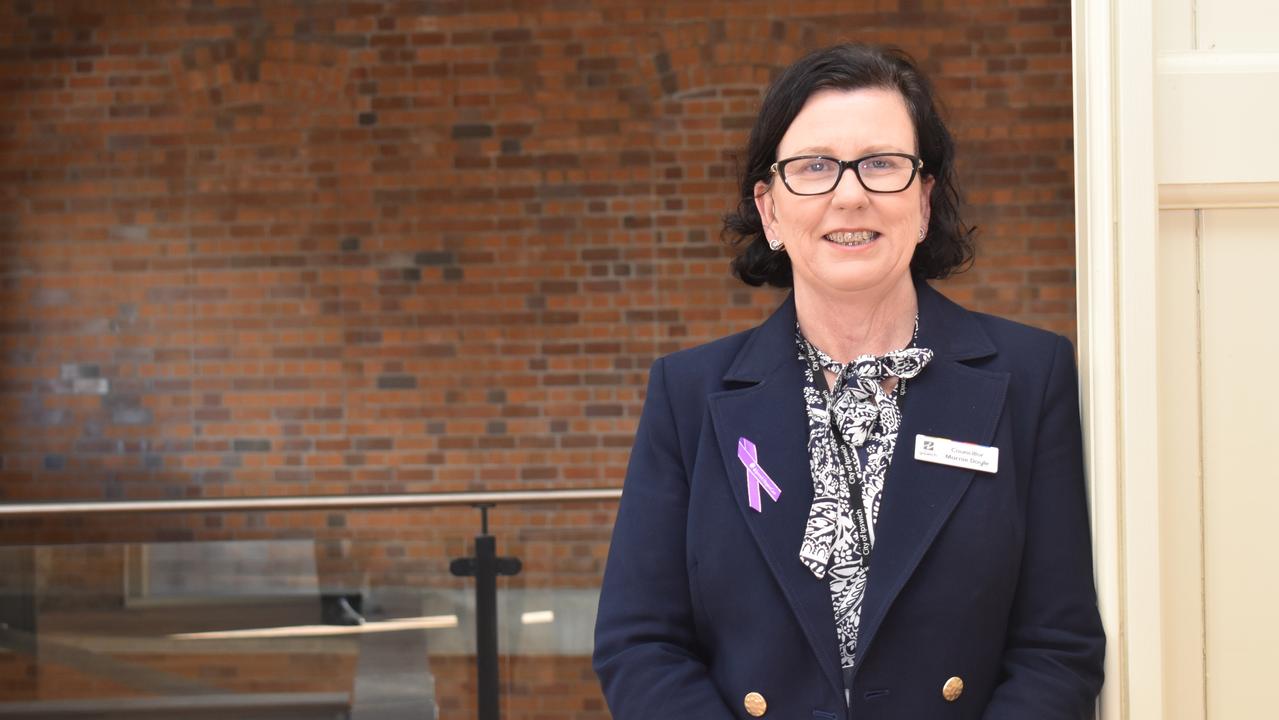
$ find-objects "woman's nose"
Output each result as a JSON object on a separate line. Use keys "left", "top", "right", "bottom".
{"left": 831, "top": 166, "right": 870, "bottom": 207}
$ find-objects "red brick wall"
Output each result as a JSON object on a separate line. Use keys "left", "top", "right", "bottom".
{"left": 34, "top": 650, "right": 358, "bottom": 700}
{"left": 1, "top": 0, "right": 1074, "bottom": 510}
{"left": 0, "top": 654, "right": 35, "bottom": 701}
{"left": 17, "top": 649, "right": 598, "bottom": 719}
{"left": 435, "top": 654, "right": 608, "bottom": 720}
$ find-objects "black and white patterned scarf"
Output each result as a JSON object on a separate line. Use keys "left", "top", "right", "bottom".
{"left": 795, "top": 323, "right": 933, "bottom": 674}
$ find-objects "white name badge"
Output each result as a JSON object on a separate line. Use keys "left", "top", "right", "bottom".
{"left": 914, "top": 434, "right": 999, "bottom": 474}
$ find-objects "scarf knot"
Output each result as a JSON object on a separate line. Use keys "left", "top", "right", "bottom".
{"left": 823, "top": 347, "right": 933, "bottom": 448}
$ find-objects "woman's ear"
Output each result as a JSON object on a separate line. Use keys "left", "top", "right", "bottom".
{"left": 918, "top": 175, "right": 935, "bottom": 242}
{"left": 754, "top": 181, "right": 777, "bottom": 241}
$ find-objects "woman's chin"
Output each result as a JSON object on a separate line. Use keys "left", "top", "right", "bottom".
{"left": 804, "top": 271, "right": 912, "bottom": 299}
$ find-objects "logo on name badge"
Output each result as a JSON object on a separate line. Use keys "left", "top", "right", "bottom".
{"left": 914, "top": 434, "right": 999, "bottom": 474}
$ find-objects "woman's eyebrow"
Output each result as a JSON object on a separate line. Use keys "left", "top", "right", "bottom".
{"left": 782, "top": 144, "right": 912, "bottom": 157}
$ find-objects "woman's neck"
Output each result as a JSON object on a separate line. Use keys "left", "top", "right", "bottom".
{"left": 794, "top": 278, "right": 919, "bottom": 363}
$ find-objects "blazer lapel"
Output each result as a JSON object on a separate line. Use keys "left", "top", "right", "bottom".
{"left": 849, "top": 281, "right": 1010, "bottom": 676}
{"left": 707, "top": 294, "right": 845, "bottom": 699}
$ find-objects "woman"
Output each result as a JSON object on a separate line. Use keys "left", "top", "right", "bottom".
{"left": 593, "top": 44, "right": 1105, "bottom": 719}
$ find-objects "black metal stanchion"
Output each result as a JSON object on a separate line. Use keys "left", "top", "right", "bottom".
{"left": 449, "top": 503, "right": 521, "bottom": 720}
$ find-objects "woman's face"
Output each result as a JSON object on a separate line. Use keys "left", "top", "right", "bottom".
{"left": 755, "top": 87, "right": 933, "bottom": 302}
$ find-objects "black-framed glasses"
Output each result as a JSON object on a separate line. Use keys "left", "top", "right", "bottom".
{"left": 769, "top": 152, "right": 924, "bottom": 195}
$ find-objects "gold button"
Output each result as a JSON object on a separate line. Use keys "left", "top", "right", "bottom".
{"left": 743, "top": 691, "right": 767, "bottom": 717}
{"left": 942, "top": 676, "right": 964, "bottom": 702}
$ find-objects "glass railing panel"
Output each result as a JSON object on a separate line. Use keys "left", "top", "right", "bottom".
{"left": 0, "top": 498, "right": 617, "bottom": 720}
{"left": 493, "top": 502, "right": 613, "bottom": 720}
{"left": 1, "top": 540, "right": 367, "bottom": 717}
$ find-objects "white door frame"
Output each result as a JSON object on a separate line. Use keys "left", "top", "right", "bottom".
{"left": 1072, "top": 0, "right": 1164, "bottom": 717}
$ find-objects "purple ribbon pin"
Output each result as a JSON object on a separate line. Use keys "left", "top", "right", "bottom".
{"left": 737, "top": 437, "right": 782, "bottom": 512}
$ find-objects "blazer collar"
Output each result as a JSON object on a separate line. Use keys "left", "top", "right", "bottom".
{"left": 913, "top": 279, "right": 996, "bottom": 362}
{"left": 724, "top": 279, "right": 996, "bottom": 384}
{"left": 721, "top": 292, "right": 800, "bottom": 383}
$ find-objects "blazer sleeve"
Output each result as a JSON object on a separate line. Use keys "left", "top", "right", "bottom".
{"left": 593, "top": 357, "right": 737, "bottom": 719}
{"left": 982, "top": 336, "right": 1106, "bottom": 719}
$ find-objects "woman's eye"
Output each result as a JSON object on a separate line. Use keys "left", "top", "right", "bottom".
{"left": 803, "top": 159, "right": 834, "bottom": 173}
{"left": 860, "top": 156, "right": 903, "bottom": 173}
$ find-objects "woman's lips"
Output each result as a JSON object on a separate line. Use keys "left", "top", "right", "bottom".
{"left": 823, "top": 230, "right": 879, "bottom": 247}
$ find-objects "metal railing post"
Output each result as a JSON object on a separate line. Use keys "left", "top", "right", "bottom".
{"left": 449, "top": 504, "right": 521, "bottom": 720}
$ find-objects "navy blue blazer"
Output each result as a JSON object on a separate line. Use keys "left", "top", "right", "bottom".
{"left": 593, "top": 281, "right": 1105, "bottom": 719}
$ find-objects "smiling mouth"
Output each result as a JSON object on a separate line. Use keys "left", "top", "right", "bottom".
{"left": 824, "top": 231, "right": 879, "bottom": 247}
